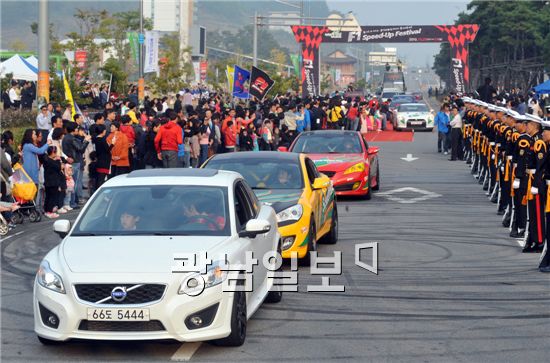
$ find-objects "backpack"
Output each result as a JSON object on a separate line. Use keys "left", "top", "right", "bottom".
{"left": 329, "top": 107, "right": 342, "bottom": 123}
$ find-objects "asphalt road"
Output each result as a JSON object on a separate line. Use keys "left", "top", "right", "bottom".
{"left": 2, "top": 128, "right": 549, "bottom": 362}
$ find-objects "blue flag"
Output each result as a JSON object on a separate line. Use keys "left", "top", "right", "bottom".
{"left": 232, "top": 65, "right": 250, "bottom": 99}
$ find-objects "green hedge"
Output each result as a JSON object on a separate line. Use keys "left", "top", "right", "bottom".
{"left": 0, "top": 109, "right": 38, "bottom": 130}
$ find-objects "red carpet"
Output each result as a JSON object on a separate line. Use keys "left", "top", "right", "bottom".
{"left": 363, "top": 130, "right": 414, "bottom": 142}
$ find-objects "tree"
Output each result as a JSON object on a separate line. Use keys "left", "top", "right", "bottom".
{"left": 433, "top": 1, "right": 550, "bottom": 89}
{"left": 207, "top": 25, "right": 290, "bottom": 60}
{"left": 269, "top": 49, "right": 289, "bottom": 75}
{"left": 149, "top": 34, "right": 193, "bottom": 94}
{"left": 96, "top": 11, "right": 153, "bottom": 76}
{"left": 9, "top": 39, "right": 27, "bottom": 52}
{"left": 101, "top": 58, "right": 128, "bottom": 95}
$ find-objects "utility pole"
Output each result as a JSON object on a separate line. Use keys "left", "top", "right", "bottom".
{"left": 253, "top": 11, "right": 258, "bottom": 67}
{"left": 138, "top": 0, "right": 144, "bottom": 107}
{"left": 37, "top": 0, "right": 49, "bottom": 106}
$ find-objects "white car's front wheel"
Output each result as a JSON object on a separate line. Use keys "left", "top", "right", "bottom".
{"left": 211, "top": 291, "right": 247, "bottom": 347}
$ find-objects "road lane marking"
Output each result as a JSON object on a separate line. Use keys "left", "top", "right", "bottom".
{"left": 171, "top": 342, "right": 202, "bottom": 361}
{"left": 400, "top": 153, "right": 418, "bottom": 162}
{"left": 0, "top": 231, "right": 24, "bottom": 243}
{"left": 377, "top": 187, "right": 441, "bottom": 204}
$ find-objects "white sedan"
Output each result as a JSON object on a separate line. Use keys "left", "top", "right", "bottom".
{"left": 393, "top": 103, "right": 434, "bottom": 131}
{"left": 34, "top": 169, "right": 281, "bottom": 346}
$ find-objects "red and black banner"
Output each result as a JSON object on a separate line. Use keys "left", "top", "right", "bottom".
{"left": 291, "top": 24, "right": 479, "bottom": 96}
{"left": 291, "top": 25, "right": 329, "bottom": 97}
{"left": 249, "top": 66, "right": 275, "bottom": 101}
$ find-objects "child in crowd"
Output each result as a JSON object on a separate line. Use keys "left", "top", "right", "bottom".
{"left": 43, "top": 146, "right": 66, "bottom": 218}
{"left": 63, "top": 164, "right": 75, "bottom": 211}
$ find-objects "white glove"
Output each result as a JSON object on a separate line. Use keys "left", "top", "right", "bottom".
{"left": 491, "top": 154, "right": 495, "bottom": 160}
{"left": 531, "top": 187, "right": 539, "bottom": 195}
{"left": 513, "top": 179, "right": 520, "bottom": 189}
{"left": 500, "top": 167, "right": 505, "bottom": 172}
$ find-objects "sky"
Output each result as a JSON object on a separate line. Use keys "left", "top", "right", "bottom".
{"left": 326, "top": 0, "right": 470, "bottom": 67}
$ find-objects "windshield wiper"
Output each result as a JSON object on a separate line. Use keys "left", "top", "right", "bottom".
{"left": 71, "top": 232, "right": 98, "bottom": 236}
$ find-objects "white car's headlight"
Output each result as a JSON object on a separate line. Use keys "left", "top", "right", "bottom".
{"left": 37, "top": 260, "right": 65, "bottom": 294}
{"left": 178, "top": 260, "right": 228, "bottom": 295}
{"left": 276, "top": 204, "right": 303, "bottom": 223}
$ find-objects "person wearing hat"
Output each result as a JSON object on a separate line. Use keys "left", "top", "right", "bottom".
{"left": 497, "top": 110, "right": 516, "bottom": 221}
{"left": 467, "top": 100, "right": 483, "bottom": 175}
{"left": 509, "top": 112, "right": 530, "bottom": 238}
{"left": 476, "top": 102, "right": 491, "bottom": 187}
{"left": 461, "top": 98, "right": 474, "bottom": 164}
{"left": 538, "top": 119, "right": 550, "bottom": 271}
{"left": 487, "top": 105, "right": 500, "bottom": 199}
{"left": 522, "top": 114, "right": 545, "bottom": 253}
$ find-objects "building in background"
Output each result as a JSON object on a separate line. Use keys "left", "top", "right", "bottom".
{"left": 143, "top": 0, "right": 194, "bottom": 47}
{"left": 324, "top": 50, "right": 357, "bottom": 88}
{"left": 368, "top": 47, "right": 398, "bottom": 68}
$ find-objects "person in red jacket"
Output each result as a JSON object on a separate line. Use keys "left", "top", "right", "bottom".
{"left": 120, "top": 115, "right": 136, "bottom": 145}
{"left": 154, "top": 110, "right": 183, "bottom": 168}
{"left": 347, "top": 102, "right": 359, "bottom": 131}
{"left": 120, "top": 115, "right": 136, "bottom": 169}
{"left": 224, "top": 120, "right": 237, "bottom": 152}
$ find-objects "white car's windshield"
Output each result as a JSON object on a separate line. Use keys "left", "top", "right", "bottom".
{"left": 73, "top": 185, "right": 230, "bottom": 236}
{"left": 398, "top": 104, "right": 429, "bottom": 113}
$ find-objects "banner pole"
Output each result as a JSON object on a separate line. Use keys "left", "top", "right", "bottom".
{"left": 107, "top": 72, "right": 113, "bottom": 102}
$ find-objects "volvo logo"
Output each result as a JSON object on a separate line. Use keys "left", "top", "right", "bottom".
{"left": 111, "top": 286, "right": 127, "bottom": 302}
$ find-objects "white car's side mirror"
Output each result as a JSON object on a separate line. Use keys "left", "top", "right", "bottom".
{"left": 53, "top": 220, "right": 71, "bottom": 238}
{"left": 239, "top": 219, "right": 271, "bottom": 238}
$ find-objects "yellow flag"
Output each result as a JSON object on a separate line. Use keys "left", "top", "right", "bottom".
{"left": 226, "top": 65, "right": 234, "bottom": 94}
{"left": 63, "top": 71, "right": 76, "bottom": 120}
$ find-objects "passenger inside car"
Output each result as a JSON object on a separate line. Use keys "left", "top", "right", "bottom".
{"left": 119, "top": 210, "right": 141, "bottom": 231}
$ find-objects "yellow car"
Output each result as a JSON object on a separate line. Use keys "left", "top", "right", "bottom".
{"left": 203, "top": 151, "right": 338, "bottom": 264}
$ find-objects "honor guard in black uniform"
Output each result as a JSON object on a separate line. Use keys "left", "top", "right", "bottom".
{"left": 538, "top": 118, "right": 550, "bottom": 272}
{"left": 477, "top": 102, "right": 490, "bottom": 186}
{"left": 489, "top": 105, "right": 502, "bottom": 203}
{"left": 498, "top": 109, "right": 515, "bottom": 224}
{"left": 523, "top": 114, "right": 545, "bottom": 253}
{"left": 510, "top": 112, "right": 530, "bottom": 238}
{"left": 462, "top": 98, "right": 474, "bottom": 164}
{"left": 470, "top": 100, "right": 484, "bottom": 177}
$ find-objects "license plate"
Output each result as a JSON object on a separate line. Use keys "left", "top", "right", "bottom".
{"left": 410, "top": 121, "right": 423, "bottom": 125}
{"left": 87, "top": 308, "right": 150, "bottom": 321}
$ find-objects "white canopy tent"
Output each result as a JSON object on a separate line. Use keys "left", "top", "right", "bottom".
{"left": 25, "top": 55, "right": 38, "bottom": 68}
{"left": 0, "top": 54, "right": 38, "bottom": 81}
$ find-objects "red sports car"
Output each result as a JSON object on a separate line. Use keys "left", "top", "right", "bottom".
{"left": 283, "top": 130, "right": 380, "bottom": 199}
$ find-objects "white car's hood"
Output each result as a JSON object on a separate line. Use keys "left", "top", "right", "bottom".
{"left": 62, "top": 236, "right": 231, "bottom": 273}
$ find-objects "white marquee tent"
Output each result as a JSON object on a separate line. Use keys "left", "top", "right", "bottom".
{"left": 25, "top": 55, "right": 38, "bottom": 68}
{"left": 0, "top": 54, "right": 38, "bottom": 81}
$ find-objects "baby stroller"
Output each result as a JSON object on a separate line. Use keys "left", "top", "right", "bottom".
{"left": 0, "top": 212, "right": 9, "bottom": 236}
{"left": 9, "top": 164, "right": 41, "bottom": 224}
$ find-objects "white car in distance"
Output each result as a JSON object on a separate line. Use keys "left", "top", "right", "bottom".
{"left": 394, "top": 103, "right": 435, "bottom": 131}
{"left": 34, "top": 169, "right": 281, "bottom": 346}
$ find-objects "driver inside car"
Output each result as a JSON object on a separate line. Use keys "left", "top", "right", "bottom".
{"left": 182, "top": 198, "right": 226, "bottom": 231}
{"left": 271, "top": 168, "right": 294, "bottom": 188}
{"left": 342, "top": 139, "right": 357, "bottom": 153}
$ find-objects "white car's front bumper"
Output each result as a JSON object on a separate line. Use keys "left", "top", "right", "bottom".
{"left": 34, "top": 278, "right": 235, "bottom": 342}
